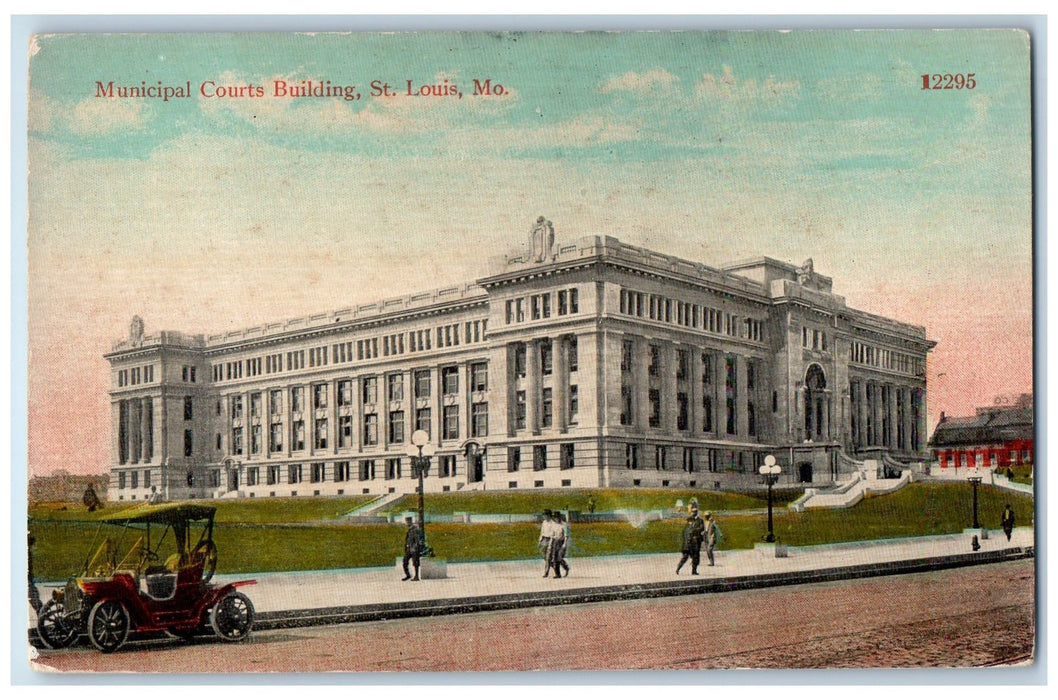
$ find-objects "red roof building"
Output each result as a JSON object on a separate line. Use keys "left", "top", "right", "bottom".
{"left": 930, "top": 394, "right": 1034, "bottom": 470}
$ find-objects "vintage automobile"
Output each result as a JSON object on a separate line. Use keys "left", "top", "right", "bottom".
{"left": 35, "top": 502, "right": 256, "bottom": 652}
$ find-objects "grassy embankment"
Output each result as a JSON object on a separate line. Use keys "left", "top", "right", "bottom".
{"left": 28, "top": 484, "right": 1033, "bottom": 580}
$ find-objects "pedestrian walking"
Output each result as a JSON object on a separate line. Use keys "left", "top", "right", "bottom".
{"left": 539, "top": 509, "right": 554, "bottom": 577}
{"left": 703, "top": 511, "right": 719, "bottom": 566}
{"left": 551, "top": 510, "right": 569, "bottom": 578}
{"left": 1001, "top": 503, "right": 1016, "bottom": 542}
{"left": 401, "top": 517, "right": 423, "bottom": 581}
{"left": 676, "top": 504, "right": 705, "bottom": 575}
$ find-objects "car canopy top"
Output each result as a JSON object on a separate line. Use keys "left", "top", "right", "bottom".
{"left": 101, "top": 502, "right": 216, "bottom": 526}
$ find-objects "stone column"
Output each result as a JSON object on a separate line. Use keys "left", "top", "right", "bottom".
{"left": 662, "top": 342, "right": 678, "bottom": 434}
{"left": 554, "top": 335, "right": 569, "bottom": 433}
{"left": 141, "top": 397, "right": 154, "bottom": 463}
{"left": 527, "top": 339, "right": 541, "bottom": 435}
{"left": 689, "top": 349, "right": 702, "bottom": 437}
{"left": 635, "top": 336, "right": 651, "bottom": 430}
{"left": 902, "top": 387, "right": 913, "bottom": 452}
{"left": 857, "top": 383, "right": 868, "bottom": 449}
{"left": 113, "top": 400, "right": 124, "bottom": 465}
{"left": 887, "top": 384, "right": 898, "bottom": 450}
{"left": 130, "top": 398, "right": 143, "bottom": 463}
{"left": 735, "top": 354, "right": 748, "bottom": 440}
{"left": 821, "top": 392, "right": 830, "bottom": 441}
{"left": 716, "top": 351, "right": 728, "bottom": 438}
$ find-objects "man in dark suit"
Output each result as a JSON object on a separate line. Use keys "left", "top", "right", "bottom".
{"left": 402, "top": 517, "right": 423, "bottom": 581}
{"left": 676, "top": 504, "right": 705, "bottom": 575}
{"left": 1001, "top": 504, "right": 1016, "bottom": 542}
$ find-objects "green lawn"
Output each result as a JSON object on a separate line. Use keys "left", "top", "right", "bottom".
{"left": 380, "top": 487, "right": 792, "bottom": 516}
{"left": 28, "top": 495, "right": 376, "bottom": 524}
{"left": 27, "top": 482, "right": 1034, "bottom": 581}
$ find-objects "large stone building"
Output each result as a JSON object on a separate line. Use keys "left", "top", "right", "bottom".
{"left": 105, "top": 223, "right": 935, "bottom": 502}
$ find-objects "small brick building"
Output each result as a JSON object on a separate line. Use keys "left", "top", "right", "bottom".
{"left": 930, "top": 394, "right": 1034, "bottom": 471}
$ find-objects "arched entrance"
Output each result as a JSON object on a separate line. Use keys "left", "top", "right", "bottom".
{"left": 804, "top": 364, "right": 829, "bottom": 441}
{"left": 465, "top": 442, "right": 484, "bottom": 483}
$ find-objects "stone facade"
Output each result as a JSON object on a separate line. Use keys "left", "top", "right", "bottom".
{"left": 105, "top": 228, "right": 934, "bottom": 502}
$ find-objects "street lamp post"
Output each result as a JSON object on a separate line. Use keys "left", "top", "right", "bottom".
{"left": 759, "top": 454, "right": 782, "bottom": 543}
{"left": 407, "top": 430, "right": 437, "bottom": 556}
{"left": 968, "top": 476, "right": 982, "bottom": 529}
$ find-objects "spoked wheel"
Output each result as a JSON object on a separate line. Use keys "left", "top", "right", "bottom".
{"left": 36, "top": 599, "right": 79, "bottom": 649}
{"left": 87, "top": 599, "right": 130, "bottom": 653}
{"left": 192, "top": 540, "right": 218, "bottom": 584}
{"left": 210, "top": 591, "right": 254, "bottom": 642}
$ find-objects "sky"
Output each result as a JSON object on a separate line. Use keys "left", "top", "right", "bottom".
{"left": 25, "top": 29, "right": 1033, "bottom": 477}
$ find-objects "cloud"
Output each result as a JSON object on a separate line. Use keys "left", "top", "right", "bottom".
{"left": 695, "top": 65, "right": 801, "bottom": 103}
{"left": 68, "top": 94, "right": 152, "bottom": 135}
{"left": 599, "top": 68, "right": 679, "bottom": 94}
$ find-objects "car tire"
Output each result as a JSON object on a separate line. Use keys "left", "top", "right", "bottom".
{"left": 87, "top": 599, "right": 130, "bottom": 653}
{"left": 211, "top": 591, "right": 254, "bottom": 642}
{"left": 36, "top": 599, "right": 79, "bottom": 649}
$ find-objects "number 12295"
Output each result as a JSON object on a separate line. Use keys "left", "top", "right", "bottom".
{"left": 921, "top": 73, "right": 977, "bottom": 90}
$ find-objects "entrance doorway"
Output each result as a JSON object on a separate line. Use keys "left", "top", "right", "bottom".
{"left": 798, "top": 462, "right": 813, "bottom": 483}
{"left": 466, "top": 443, "right": 484, "bottom": 483}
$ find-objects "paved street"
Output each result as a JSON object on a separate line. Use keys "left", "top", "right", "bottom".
{"left": 30, "top": 558, "right": 1034, "bottom": 672}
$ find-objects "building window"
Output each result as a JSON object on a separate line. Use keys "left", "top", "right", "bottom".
{"left": 439, "top": 455, "right": 456, "bottom": 478}
{"left": 533, "top": 445, "right": 547, "bottom": 471}
{"left": 389, "top": 411, "right": 405, "bottom": 444}
{"left": 363, "top": 414, "right": 378, "bottom": 446}
{"left": 648, "top": 389, "right": 661, "bottom": 428}
{"left": 250, "top": 392, "right": 262, "bottom": 419}
{"left": 338, "top": 380, "right": 353, "bottom": 407}
{"left": 292, "top": 420, "right": 305, "bottom": 451}
{"left": 231, "top": 427, "right": 244, "bottom": 455}
{"left": 131, "top": 470, "right": 139, "bottom": 489}
{"left": 569, "top": 288, "right": 579, "bottom": 313}
{"left": 267, "top": 465, "right": 281, "bottom": 485}
{"left": 270, "top": 389, "right": 283, "bottom": 415}
{"left": 703, "top": 396, "right": 713, "bottom": 432}
{"left": 747, "top": 403, "right": 756, "bottom": 437}
{"left": 620, "top": 385, "right": 633, "bottom": 426}
{"left": 625, "top": 443, "right": 639, "bottom": 470}
{"left": 656, "top": 445, "right": 667, "bottom": 470}
{"left": 359, "top": 460, "right": 375, "bottom": 481}
{"left": 471, "top": 362, "right": 488, "bottom": 392}
{"left": 315, "top": 418, "right": 328, "bottom": 449}
{"left": 515, "top": 391, "right": 527, "bottom": 430}
{"left": 560, "top": 443, "right": 575, "bottom": 470}
{"left": 568, "top": 337, "right": 578, "bottom": 372}
{"left": 569, "top": 385, "right": 579, "bottom": 423}
{"left": 702, "top": 353, "right": 713, "bottom": 385}
{"left": 516, "top": 298, "right": 525, "bottom": 322}
{"left": 184, "top": 396, "right": 193, "bottom": 421}
{"left": 362, "top": 377, "right": 377, "bottom": 405}
{"left": 558, "top": 290, "right": 569, "bottom": 315}
{"left": 251, "top": 425, "right": 262, "bottom": 454}
{"left": 443, "top": 405, "right": 459, "bottom": 440}
{"left": 247, "top": 467, "right": 259, "bottom": 487}
{"left": 648, "top": 345, "right": 660, "bottom": 376}
{"left": 677, "top": 392, "right": 689, "bottom": 430}
{"left": 338, "top": 415, "right": 353, "bottom": 448}
{"left": 270, "top": 422, "right": 283, "bottom": 453}
{"left": 385, "top": 458, "right": 402, "bottom": 480}
{"left": 514, "top": 344, "right": 527, "bottom": 378}
{"left": 442, "top": 366, "right": 459, "bottom": 395}
{"left": 541, "top": 340, "right": 553, "bottom": 376}
{"left": 335, "top": 461, "right": 350, "bottom": 482}
{"left": 231, "top": 396, "right": 243, "bottom": 421}
{"left": 541, "top": 388, "right": 553, "bottom": 428}
{"left": 118, "top": 471, "right": 126, "bottom": 489}
{"left": 683, "top": 447, "right": 695, "bottom": 473}
{"left": 288, "top": 464, "right": 302, "bottom": 484}
{"left": 416, "top": 407, "right": 432, "bottom": 437}
{"left": 676, "top": 349, "right": 689, "bottom": 380}
{"left": 311, "top": 462, "right": 325, "bottom": 483}
{"left": 508, "top": 447, "right": 521, "bottom": 472}
{"left": 415, "top": 370, "right": 431, "bottom": 399}
{"left": 388, "top": 374, "right": 404, "bottom": 402}
{"left": 621, "top": 339, "right": 634, "bottom": 372}
{"left": 471, "top": 402, "right": 488, "bottom": 437}
{"left": 726, "top": 356, "right": 737, "bottom": 435}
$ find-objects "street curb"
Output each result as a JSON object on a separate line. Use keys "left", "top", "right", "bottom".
{"left": 251, "top": 545, "right": 1034, "bottom": 631}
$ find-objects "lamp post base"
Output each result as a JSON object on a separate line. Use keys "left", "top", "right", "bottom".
{"left": 755, "top": 542, "right": 789, "bottom": 558}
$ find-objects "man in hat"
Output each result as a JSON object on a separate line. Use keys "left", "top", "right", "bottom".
{"left": 1001, "top": 503, "right": 1016, "bottom": 542}
{"left": 676, "top": 504, "right": 705, "bottom": 575}
{"left": 401, "top": 517, "right": 423, "bottom": 581}
{"left": 703, "top": 511, "right": 720, "bottom": 566}
{"left": 539, "top": 509, "right": 555, "bottom": 577}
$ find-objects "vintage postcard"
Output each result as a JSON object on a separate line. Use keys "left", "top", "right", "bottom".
{"left": 24, "top": 27, "right": 1035, "bottom": 675}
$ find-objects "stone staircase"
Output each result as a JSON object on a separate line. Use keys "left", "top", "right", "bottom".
{"left": 790, "top": 456, "right": 914, "bottom": 512}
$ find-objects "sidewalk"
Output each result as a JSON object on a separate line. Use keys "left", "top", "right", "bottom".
{"left": 32, "top": 527, "right": 1033, "bottom": 633}
{"left": 232, "top": 527, "right": 1034, "bottom": 628}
